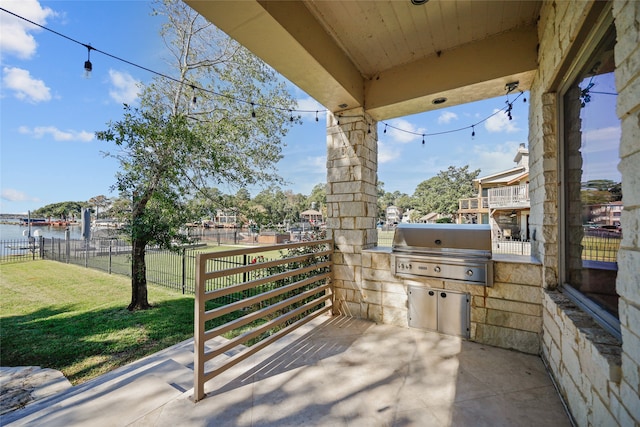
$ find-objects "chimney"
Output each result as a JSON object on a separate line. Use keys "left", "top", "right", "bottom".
{"left": 514, "top": 143, "right": 529, "bottom": 169}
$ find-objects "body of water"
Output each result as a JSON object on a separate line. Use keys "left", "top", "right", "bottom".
{"left": 0, "top": 222, "right": 83, "bottom": 240}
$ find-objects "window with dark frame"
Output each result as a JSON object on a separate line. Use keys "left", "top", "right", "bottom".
{"left": 562, "top": 19, "right": 621, "bottom": 335}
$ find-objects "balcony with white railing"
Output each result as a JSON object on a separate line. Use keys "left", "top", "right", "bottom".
{"left": 488, "top": 184, "right": 530, "bottom": 209}
{"left": 458, "top": 196, "right": 489, "bottom": 213}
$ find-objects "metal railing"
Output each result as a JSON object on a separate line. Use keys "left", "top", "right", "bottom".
{"left": 194, "top": 239, "right": 333, "bottom": 401}
{"left": 581, "top": 229, "right": 621, "bottom": 262}
{"left": 0, "top": 237, "right": 44, "bottom": 263}
{"left": 492, "top": 238, "right": 532, "bottom": 256}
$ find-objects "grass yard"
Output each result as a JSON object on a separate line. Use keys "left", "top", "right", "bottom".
{"left": 582, "top": 235, "right": 621, "bottom": 262}
{"left": 0, "top": 261, "right": 195, "bottom": 385}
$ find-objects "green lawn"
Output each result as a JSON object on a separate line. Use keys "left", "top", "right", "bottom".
{"left": 582, "top": 235, "right": 621, "bottom": 262}
{"left": 0, "top": 246, "right": 313, "bottom": 385}
{"left": 0, "top": 261, "right": 195, "bottom": 385}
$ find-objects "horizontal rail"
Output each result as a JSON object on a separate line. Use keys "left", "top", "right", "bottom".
{"left": 198, "top": 239, "right": 333, "bottom": 260}
{"left": 203, "top": 260, "right": 332, "bottom": 303}
{"left": 202, "top": 304, "right": 332, "bottom": 384}
{"left": 203, "top": 280, "right": 331, "bottom": 342}
{"left": 202, "top": 269, "right": 331, "bottom": 322}
{"left": 200, "top": 248, "right": 333, "bottom": 282}
{"left": 202, "top": 285, "right": 332, "bottom": 363}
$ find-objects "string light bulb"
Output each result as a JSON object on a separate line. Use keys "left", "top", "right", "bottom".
{"left": 471, "top": 125, "right": 475, "bottom": 138}
{"left": 190, "top": 85, "right": 197, "bottom": 106}
{"left": 84, "top": 45, "right": 93, "bottom": 78}
{"left": 315, "top": 111, "right": 319, "bottom": 122}
{"left": 251, "top": 102, "right": 256, "bottom": 118}
{"left": 3, "top": 8, "right": 533, "bottom": 141}
{"left": 422, "top": 134, "right": 425, "bottom": 145}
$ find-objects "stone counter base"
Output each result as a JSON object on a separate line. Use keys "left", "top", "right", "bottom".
{"left": 332, "top": 250, "right": 543, "bottom": 355}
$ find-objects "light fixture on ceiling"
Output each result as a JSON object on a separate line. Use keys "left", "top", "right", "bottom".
{"left": 338, "top": 103, "right": 348, "bottom": 109}
{"left": 505, "top": 81, "right": 519, "bottom": 94}
{"left": 411, "top": 0, "right": 429, "bottom": 5}
{"left": 432, "top": 97, "right": 447, "bottom": 105}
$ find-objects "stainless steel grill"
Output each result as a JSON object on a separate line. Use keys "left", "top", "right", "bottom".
{"left": 390, "top": 223, "right": 493, "bottom": 286}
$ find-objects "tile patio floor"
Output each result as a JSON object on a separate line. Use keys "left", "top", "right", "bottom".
{"left": 3, "top": 315, "right": 572, "bottom": 426}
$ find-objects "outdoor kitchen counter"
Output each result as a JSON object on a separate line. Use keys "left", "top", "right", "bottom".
{"left": 334, "top": 247, "right": 545, "bottom": 354}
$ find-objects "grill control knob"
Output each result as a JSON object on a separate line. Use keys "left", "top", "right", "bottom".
{"left": 434, "top": 266, "right": 441, "bottom": 273}
{"left": 466, "top": 269, "right": 474, "bottom": 277}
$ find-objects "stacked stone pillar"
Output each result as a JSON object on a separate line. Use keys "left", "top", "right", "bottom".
{"left": 326, "top": 108, "right": 378, "bottom": 317}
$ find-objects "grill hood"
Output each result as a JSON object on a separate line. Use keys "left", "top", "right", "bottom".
{"left": 392, "top": 223, "right": 492, "bottom": 257}
{"left": 391, "top": 223, "right": 493, "bottom": 286}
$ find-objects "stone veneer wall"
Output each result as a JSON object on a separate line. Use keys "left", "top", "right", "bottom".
{"left": 325, "top": 108, "right": 379, "bottom": 318}
{"left": 529, "top": 0, "right": 640, "bottom": 425}
{"left": 354, "top": 250, "right": 543, "bottom": 354}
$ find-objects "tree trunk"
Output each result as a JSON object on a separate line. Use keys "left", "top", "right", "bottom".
{"left": 129, "top": 238, "right": 151, "bottom": 310}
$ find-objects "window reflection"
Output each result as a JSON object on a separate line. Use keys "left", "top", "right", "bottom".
{"left": 563, "top": 24, "right": 620, "bottom": 318}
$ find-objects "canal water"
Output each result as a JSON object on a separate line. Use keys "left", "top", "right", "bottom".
{"left": 0, "top": 222, "right": 84, "bottom": 240}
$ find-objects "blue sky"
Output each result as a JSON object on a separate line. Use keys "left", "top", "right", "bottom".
{"left": 0, "top": 0, "right": 533, "bottom": 215}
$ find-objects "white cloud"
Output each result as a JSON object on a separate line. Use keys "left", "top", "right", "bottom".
{"left": 296, "top": 97, "right": 325, "bottom": 122}
{"left": 1, "top": 188, "right": 39, "bottom": 202}
{"left": 108, "top": 69, "right": 140, "bottom": 104}
{"left": 19, "top": 125, "right": 93, "bottom": 142}
{"left": 2, "top": 67, "right": 51, "bottom": 103}
{"left": 484, "top": 108, "right": 519, "bottom": 133}
{"left": 0, "top": 0, "right": 56, "bottom": 59}
{"left": 385, "top": 119, "right": 426, "bottom": 144}
{"left": 306, "top": 155, "right": 326, "bottom": 174}
{"left": 469, "top": 141, "right": 522, "bottom": 175}
{"left": 377, "top": 141, "right": 401, "bottom": 164}
{"left": 437, "top": 111, "right": 458, "bottom": 124}
{"left": 582, "top": 126, "right": 621, "bottom": 153}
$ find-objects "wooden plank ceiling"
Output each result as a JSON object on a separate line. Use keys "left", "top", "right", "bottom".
{"left": 185, "top": 0, "right": 542, "bottom": 120}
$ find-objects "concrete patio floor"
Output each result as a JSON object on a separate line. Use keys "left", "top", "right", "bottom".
{"left": 3, "top": 315, "right": 572, "bottom": 426}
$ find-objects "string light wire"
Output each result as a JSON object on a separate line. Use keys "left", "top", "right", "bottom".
{"left": 1, "top": 6, "right": 529, "bottom": 143}
{"left": 0, "top": 6, "right": 316, "bottom": 116}
{"left": 378, "top": 91, "right": 524, "bottom": 139}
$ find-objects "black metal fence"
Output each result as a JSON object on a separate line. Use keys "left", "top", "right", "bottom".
{"left": 0, "top": 237, "right": 45, "bottom": 263}
{"left": 186, "top": 227, "right": 260, "bottom": 245}
{"left": 0, "top": 236, "right": 282, "bottom": 298}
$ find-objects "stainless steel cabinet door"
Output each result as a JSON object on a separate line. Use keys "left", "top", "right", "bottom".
{"left": 437, "top": 290, "right": 470, "bottom": 339}
{"left": 408, "top": 286, "right": 470, "bottom": 338}
{"left": 408, "top": 286, "right": 438, "bottom": 331}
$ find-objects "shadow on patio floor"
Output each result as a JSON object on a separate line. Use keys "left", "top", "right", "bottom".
{"left": 3, "top": 315, "right": 572, "bottom": 426}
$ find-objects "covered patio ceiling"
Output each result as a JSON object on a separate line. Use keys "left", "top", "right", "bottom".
{"left": 185, "top": 0, "right": 541, "bottom": 121}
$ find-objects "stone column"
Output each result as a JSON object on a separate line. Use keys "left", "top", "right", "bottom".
{"left": 613, "top": 0, "right": 640, "bottom": 423}
{"left": 326, "top": 108, "right": 378, "bottom": 318}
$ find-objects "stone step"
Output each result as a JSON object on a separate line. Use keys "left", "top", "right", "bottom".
{"left": 2, "top": 336, "right": 249, "bottom": 425}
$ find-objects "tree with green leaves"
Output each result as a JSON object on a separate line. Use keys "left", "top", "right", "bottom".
{"left": 412, "top": 165, "right": 480, "bottom": 221}
{"left": 88, "top": 195, "right": 110, "bottom": 220}
{"left": 251, "top": 185, "right": 288, "bottom": 228}
{"left": 581, "top": 179, "right": 622, "bottom": 204}
{"left": 33, "top": 201, "right": 85, "bottom": 220}
{"left": 97, "top": 0, "right": 296, "bottom": 310}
